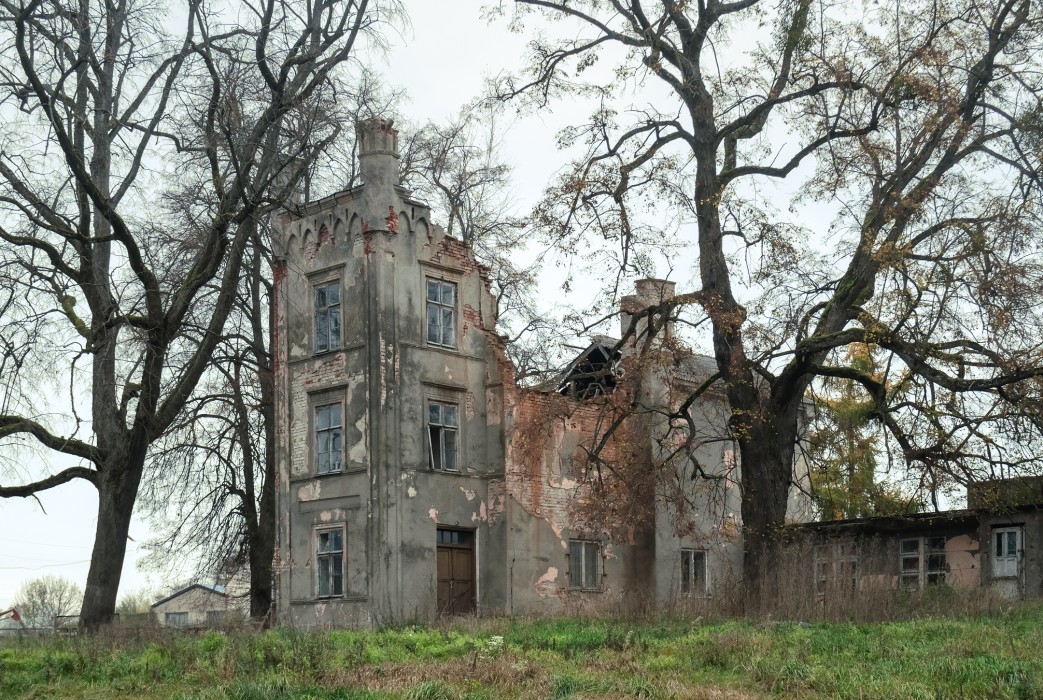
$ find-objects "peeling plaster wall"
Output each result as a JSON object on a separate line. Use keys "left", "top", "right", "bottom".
{"left": 504, "top": 391, "right": 655, "bottom": 615}
{"left": 272, "top": 119, "right": 512, "bottom": 628}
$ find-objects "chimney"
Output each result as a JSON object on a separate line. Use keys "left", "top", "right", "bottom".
{"left": 356, "top": 117, "right": 400, "bottom": 189}
{"left": 620, "top": 278, "right": 676, "bottom": 348}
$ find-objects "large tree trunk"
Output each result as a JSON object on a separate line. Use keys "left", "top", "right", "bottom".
{"left": 80, "top": 459, "right": 142, "bottom": 632}
{"left": 737, "top": 422, "right": 795, "bottom": 607}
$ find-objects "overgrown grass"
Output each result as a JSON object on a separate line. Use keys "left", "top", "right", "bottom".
{"left": 3, "top": 607, "right": 1043, "bottom": 698}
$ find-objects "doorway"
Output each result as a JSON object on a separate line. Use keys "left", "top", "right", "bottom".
{"left": 436, "top": 528, "right": 476, "bottom": 615}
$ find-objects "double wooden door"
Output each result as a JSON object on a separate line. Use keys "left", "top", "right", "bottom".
{"left": 436, "top": 528, "right": 475, "bottom": 615}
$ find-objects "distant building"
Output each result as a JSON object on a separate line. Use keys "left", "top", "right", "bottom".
{"left": 791, "top": 477, "right": 1043, "bottom": 600}
{"left": 151, "top": 583, "right": 242, "bottom": 628}
{"left": 270, "top": 119, "right": 811, "bottom": 628}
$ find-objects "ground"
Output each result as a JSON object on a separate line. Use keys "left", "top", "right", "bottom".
{"left": 1, "top": 608, "right": 1041, "bottom": 699}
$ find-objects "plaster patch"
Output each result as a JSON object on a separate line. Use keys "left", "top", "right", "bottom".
{"left": 319, "top": 510, "right": 332, "bottom": 522}
{"left": 428, "top": 508, "right": 439, "bottom": 523}
{"left": 460, "top": 487, "right": 477, "bottom": 501}
{"left": 485, "top": 390, "right": 501, "bottom": 425}
{"left": 349, "top": 414, "right": 368, "bottom": 462}
{"left": 298, "top": 481, "right": 321, "bottom": 501}
{"left": 407, "top": 487, "right": 417, "bottom": 498}
{"left": 535, "top": 566, "right": 559, "bottom": 597}
{"left": 465, "top": 392, "right": 476, "bottom": 420}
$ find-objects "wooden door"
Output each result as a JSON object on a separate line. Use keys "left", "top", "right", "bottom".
{"left": 436, "top": 529, "right": 475, "bottom": 615}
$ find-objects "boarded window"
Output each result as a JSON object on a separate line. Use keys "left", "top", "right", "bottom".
{"left": 317, "top": 528, "right": 344, "bottom": 598}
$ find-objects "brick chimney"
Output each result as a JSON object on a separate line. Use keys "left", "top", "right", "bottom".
{"left": 620, "top": 278, "right": 676, "bottom": 348}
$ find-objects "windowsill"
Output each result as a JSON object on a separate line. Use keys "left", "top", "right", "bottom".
{"left": 292, "top": 595, "right": 368, "bottom": 605}
{"left": 290, "top": 467, "right": 366, "bottom": 483}
{"left": 568, "top": 587, "right": 604, "bottom": 593}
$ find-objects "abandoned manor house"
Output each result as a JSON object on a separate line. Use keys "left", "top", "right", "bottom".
{"left": 270, "top": 119, "right": 1043, "bottom": 628}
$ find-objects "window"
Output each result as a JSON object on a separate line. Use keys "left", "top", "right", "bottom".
{"left": 206, "top": 610, "right": 225, "bottom": 627}
{"left": 426, "top": 279, "right": 456, "bottom": 348}
{"left": 314, "top": 281, "right": 341, "bottom": 353}
{"left": 165, "top": 612, "right": 188, "bottom": 627}
{"left": 814, "top": 542, "right": 858, "bottom": 597}
{"left": 899, "top": 536, "right": 946, "bottom": 588}
{"left": 427, "top": 400, "right": 459, "bottom": 471}
{"left": 680, "top": 549, "right": 707, "bottom": 596}
{"left": 993, "top": 527, "right": 1022, "bottom": 578}
{"left": 568, "top": 540, "right": 601, "bottom": 589}
{"left": 316, "top": 528, "right": 344, "bottom": 598}
{"left": 315, "top": 403, "right": 343, "bottom": 474}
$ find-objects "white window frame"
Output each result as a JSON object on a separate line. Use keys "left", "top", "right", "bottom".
{"left": 993, "top": 527, "right": 1022, "bottom": 579}
{"left": 314, "top": 402, "right": 343, "bottom": 475}
{"left": 427, "top": 399, "right": 459, "bottom": 471}
{"left": 315, "top": 526, "right": 345, "bottom": 599}
{"left": 568, "top": 540, "right": 602, "bottom": 590}
{"left": 899, "top": 536, "right": 946, "bottom": 589}
{"left": 426, "top": 278, "right": 456, "bottom": 349}
{"left": 680, "top": 549, "right": 708, "bottom": 597}
{"left": 313, "top": 279, "right": 342, "bottom": 353}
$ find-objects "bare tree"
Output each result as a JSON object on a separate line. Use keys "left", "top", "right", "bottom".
{"left": 0, "top": 0, "right": 395, "bottom": 630}
{"left": 13, "top": 575, "right": 82, "bottom": 628}
{"left": 498, "top": 0, "right": 1043, "bottom": 596}
{"left": 402, "top": 112, "right": 570, "bottom": 384}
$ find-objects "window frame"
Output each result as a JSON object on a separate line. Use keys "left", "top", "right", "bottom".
{"left": 993, "top": 526, "right": 1022, "bottom": 579}
{"left": 315, "top": 526, "right": 345, "bottom": 599}
{"left": 425, "top": 278, "right": 457, "bottom": 349}
{"left": 314, "top": 402, "right": 344, "bottom": 475}
{"left": 680, "top": 548, "right": 708, "bottom": 597}
{"left": 814, "top": 541, "right": 858, "bottom": 597}
{"left": 567, "top": 539, "right": 602, "bottom": 590}
{"left": 899, "top": 536, "right": 947, "bottom": 589}
{"left": 165, "top": 611, "right": 188, "bottom": 627}
{"left": 313, "top": 278, "right": 342, "bottom": 354}
{"left": 427, "top": 398, "right": 460, "bottom": 472}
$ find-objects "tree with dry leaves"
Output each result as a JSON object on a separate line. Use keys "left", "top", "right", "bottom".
{"left": 0, "top": 0, "right": 396, "bottom": 630}
{"left": 499, "top": 0, "right": 1043, "bottom": 598}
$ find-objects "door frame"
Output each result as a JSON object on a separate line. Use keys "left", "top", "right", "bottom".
{"left": 436, "top": 527, "right": 477, "bottom": 615}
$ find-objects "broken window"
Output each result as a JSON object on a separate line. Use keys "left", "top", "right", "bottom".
{"left": 315, "top": 403, "right": 343, "bottom": 474}
{"left": 314, "top": 281, "right": 341, "bottom": 353}
{"left": 165, "top": 612, "right": 188, "bottom": 627}
{"left": 680, "top": 549, "right": 707, "bottom": 596}
{"left": 899, "top": 536, "right": 946, "bottom": 589}
{"left": 428, "top": 400, "right": 459, "bottom": 471}
{"left": 993, "top": 527, "right": 1022, "bottom": 578}
{"left": 568, "top": 540, "right": 601, "bottom": 589}
{"left": 316, "top": 528, "right": 344, "bottom": 598}
{"left": 426, "top": 279, "right": 456, "bottom": 348}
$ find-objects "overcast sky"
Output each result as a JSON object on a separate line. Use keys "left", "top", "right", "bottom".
{"left": 0, "top": 0, "right": 616, "bottom": 607}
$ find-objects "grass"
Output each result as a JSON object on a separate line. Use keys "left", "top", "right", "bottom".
{"left": 2, "top": 607, "right": 1043, "bottom": 699}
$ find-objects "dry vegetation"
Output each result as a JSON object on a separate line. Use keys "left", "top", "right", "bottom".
{"left": 2, "top": 603, "right": 1043, "bottom": 699}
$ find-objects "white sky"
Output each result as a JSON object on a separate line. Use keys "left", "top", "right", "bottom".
{"left": 1, "top": 1, "right": 787, "bottom": 607}
{"left": 0, "top": 0, "right": 584, "bottom": 609}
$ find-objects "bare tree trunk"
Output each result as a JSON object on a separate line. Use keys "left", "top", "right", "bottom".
{"left": 80, "top": 454, "right": 142, "bottom": 631}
